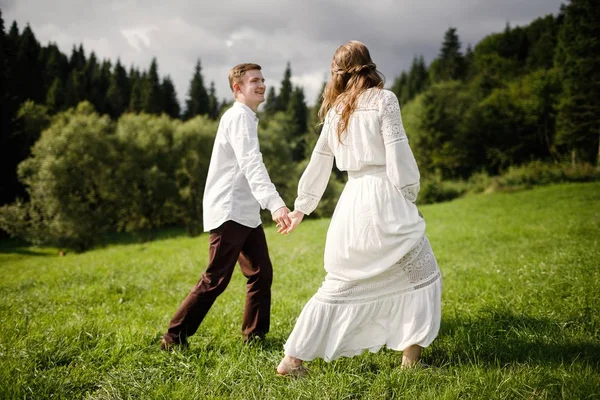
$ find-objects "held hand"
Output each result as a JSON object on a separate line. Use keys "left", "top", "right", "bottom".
{"left": 284, "top": 210, "right": 305, "bottom": 234}
{"left": 272, "top": 206, "right": 292, "bottom": 233}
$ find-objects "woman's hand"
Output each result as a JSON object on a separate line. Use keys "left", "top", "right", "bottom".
{"left": 278, "top": 210, "right": 304, "bottom": 234}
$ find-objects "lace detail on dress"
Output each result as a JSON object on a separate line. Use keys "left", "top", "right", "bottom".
{"left": 379, "top": 91, "right": 407, "bottom": 145}
{"left": 398, "top": 238, "right": 438, "bottom": 284}
{"left": 401, "top": 182, "right": 420, "bottom": 203}
{"left": 314, "top": 237, "right": 441, "bottom": 305}
{"left": 294, "top": 194, "right": 320, "bottom": 215}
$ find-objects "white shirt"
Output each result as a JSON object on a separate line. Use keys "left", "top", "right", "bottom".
{"left": 203, "top": 101, "right": 285, "bottom": 231}
{"left": 295, "top": 88, "right": 421, "bottom": 214}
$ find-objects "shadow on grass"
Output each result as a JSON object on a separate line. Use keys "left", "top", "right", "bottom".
{"left": 0, "top": 226, "right": 196, "bottom": 256}
{"left": 96, "top": 226, "right": 193, "bottom": 248}
{"left": 0, "top": 238, "right": 53, "bottom": 257}
{"left": 432, "top": 306, "right": 600, "bottom": 370}
{"left": 0, "top": 246, "right": 52, "bottom": 256}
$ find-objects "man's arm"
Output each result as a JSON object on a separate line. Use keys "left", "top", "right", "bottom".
{"left": 228, "top": 113, "right": 291, "bottom": 227}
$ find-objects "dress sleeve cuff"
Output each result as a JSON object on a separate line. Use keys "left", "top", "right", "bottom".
{"left": 294, "top": 194, "right": 319, "bottom": 216}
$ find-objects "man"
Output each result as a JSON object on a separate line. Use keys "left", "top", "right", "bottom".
{"left": 161, "top": 63, "right": 291, "bottom": 349}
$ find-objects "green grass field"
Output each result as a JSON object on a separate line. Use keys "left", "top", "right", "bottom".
{"left": 1, "top": 182, "right": 599, "bottom": 399}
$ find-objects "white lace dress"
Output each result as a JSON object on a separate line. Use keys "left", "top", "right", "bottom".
{"left": 283, "top": 88, "right": 442, "bottom": 362}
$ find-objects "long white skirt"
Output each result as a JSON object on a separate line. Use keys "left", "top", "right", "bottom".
{"left": 284, "top": 170, "right": 442, "bottom": 362}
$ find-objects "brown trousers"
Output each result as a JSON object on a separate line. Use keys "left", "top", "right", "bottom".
{"left": 163, "top": 220, "right": 273, "bottom": 343}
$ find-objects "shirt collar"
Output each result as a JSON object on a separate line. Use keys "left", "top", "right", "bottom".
{"left": 233, "top": 101, "right": 259, "bottom": 121}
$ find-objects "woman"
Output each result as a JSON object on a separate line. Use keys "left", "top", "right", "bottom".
{"left": 276, "top": 41, "right": 442, "bottom": 377}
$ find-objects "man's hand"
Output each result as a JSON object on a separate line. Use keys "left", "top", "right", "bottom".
{"left": 284, "top": 210, "right": 304, "bottom": 234}
{"left": 272, "top": 206, "right": 292, "bottom": 233}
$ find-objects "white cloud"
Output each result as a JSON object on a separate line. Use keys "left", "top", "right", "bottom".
{"left": 120, "top": 27, "right": 156, "bottom": 52}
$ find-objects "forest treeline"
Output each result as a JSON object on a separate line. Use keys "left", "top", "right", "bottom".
{"left": 0, "top": 0, "right": 598, "bottom": 250}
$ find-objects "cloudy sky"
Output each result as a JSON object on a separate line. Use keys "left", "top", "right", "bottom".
{"left": 3, "top": 0, "right": 564, "bottom": 107}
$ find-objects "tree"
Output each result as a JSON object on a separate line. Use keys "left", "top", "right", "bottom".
{"left": 172, "top": 116, "right": 218, "bottom": 235}
{"left": 304, "top": 82, "right": 327, "bottom": 157}
{"left": 0, "top": 17, "right": 24, "bottom": 206}
{"left": 161, "top": 76, "right": 180, "bottom": 118}
{"left": 69, "top": 44, "right": 86, "bottom": 71}
{"left": 46, "top": 77, "right": 66, "bottom": 111}
{"left": 430, "top": 27, "right": 465, "bottom": 82}
{"left": 184, "top": 59, "right": 209, "bottom": 119}
{"left": 128, "top": 68, "right": 143, "bottom": 113}
{"left": 525, "top": 14, "right": 561, "bottom": 71}
{"left": 0, "top": 12, "right": 13, "bottom": 202}
{"left": 67, "top": 69, "right": 86, "bottom": 107}
{"left": 15, "top": 24, "right": 43, "bottom": 104}
{"left": 207, "top": 81, "right": 219, "bottom": 119}
{"left": 393, "top": 55, "right": 430, "bottom": 105}
{"left": 409, "top": 82, "right": 475, "bottom": 178}
{"left": 2, "top": 102, "right": 115, "bottom": 250}
{"left": 464, "top": 44, "right": 474, "bottom": 79}
{"left": 105, "top": 59, "right": 130, "bottom": 119}
{"left": 42, "top": 43, "right": 69, "bottom": 98}
{"left": 408, "top": 55, "right": 429, "bottom": 100}
{"left": 286, "top": 86, "right": 308, "bottom": 160}
{"left": 113, "top": 114, "right": 179, "bottom": 236}
{"left": 93, "top": 60, "right": 112, "bottom": 114}
{"left": 554, "top": 0, "right": 600, "bottom": 165}
{"left": 263, "top": 86, "right": 278, "bottom": 116}
{"left": 140, "top": 58, "right": 162, "bottom": 114}
{"left": 275, "top": 62, "right": 293, "bottom": 112}
{"left": 82, "top": 51, "right": 98, "bottom": 101}
{"left": 470, "top": 70, "right": 561, "bottom": 172}
{"left": 391, "top": 71, "right": 408, "bottom": 104}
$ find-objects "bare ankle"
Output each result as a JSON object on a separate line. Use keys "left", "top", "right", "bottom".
{"left": 284, "top": 355, "right": 302, "bottom": 366}
{"left": 401, "top": 345, "right": 422, "bottom": 367}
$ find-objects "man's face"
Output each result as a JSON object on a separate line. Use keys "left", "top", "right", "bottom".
{"left": 235, "top": 69, "right": 266, "bottom": 110}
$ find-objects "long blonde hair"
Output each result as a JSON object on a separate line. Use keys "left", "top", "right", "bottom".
{"left": 318, "top": 41, "right": 385, "bottom": 142}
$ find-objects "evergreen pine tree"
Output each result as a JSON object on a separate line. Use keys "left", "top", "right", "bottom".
{"left": 65, "top": 68, "right": 85, "bottom": 108}
{"left": 0, "top": 12, "right": 10, "bottom": 122}
{"left": 464, "top": 44, "right": 474, "bottom": 78}
{"left": 275, "top": 62, "right": 293, "bottom": 112}
{"left": 128, "top": 68, "right": 143, "bottom": 113}
{"left": 16, "top": 24, "right": 43, "bottom": 103}
{"left": 41, "top": 44, "right": 68, "bottom": 98}
{"left": 82, "top": 51, "right": 98, "bottom": 107}
{"left": 91, "top": 59, "right": 111, "bottom": 114}
{"left": 0, "top": 11, "right": 18, "bottom": 205}
{"left": 432, "top": 27, "right": 465, "bottom": 82}
{"left": 263, "top": 86, "right": 278, "bottom": 116}
{"left": 161, "top": 76, "right": 180, "bottom": 118}
{"left": 46, "top": 77, "right": 66, "bottom": 111}
{"left": 287, "top": 86, "right": 308, "bottom": 161}
{"left": 391, "top": 71, "right": 408, "bottom": 104}
{"left": 407, "top": 55, "right": 429, "bottom": 101}
{"left": 554, "top": 0, "right": 600, "bottom": 164}
{"left": 141, "top": 58, "right": 162, "bottom": 114}
{"left": 69, "top": 43, "right": 86, "bottom": 71}
{"left": 184, "top": 59, "right": 209, "bottom": 119}
{"left": 207, "top": 80, "right": 219, "bottom": 119}
{"left": 106, "top": 59, "right": 129, "bottom": 118}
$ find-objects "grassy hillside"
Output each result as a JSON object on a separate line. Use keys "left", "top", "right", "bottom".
{"left": 1, "top": 182, "right": 599, "bottom": 399}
